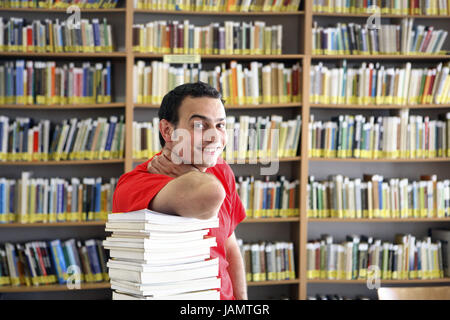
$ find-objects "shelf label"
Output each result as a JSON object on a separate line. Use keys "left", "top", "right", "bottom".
{"left": 163, "top": 55, "right": 201, "bottom": 64}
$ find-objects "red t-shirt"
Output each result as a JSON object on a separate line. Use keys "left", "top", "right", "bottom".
{"left": 112, "top": 152, "right": 246, "bottom": 300}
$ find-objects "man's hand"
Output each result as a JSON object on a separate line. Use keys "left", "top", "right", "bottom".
{"left": 147, "top": 147, "right": 200, "bottom": 178}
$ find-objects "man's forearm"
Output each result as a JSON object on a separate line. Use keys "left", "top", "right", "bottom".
{"left": 226, "top": 237, "right": 248, "bottom": 300}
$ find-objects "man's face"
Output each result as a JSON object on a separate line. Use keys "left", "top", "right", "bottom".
{"left": 170, "top": 96, "right": 227, "bottom": 170}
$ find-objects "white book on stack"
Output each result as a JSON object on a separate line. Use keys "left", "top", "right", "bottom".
{"left": 112, "top": 289, "right": 220, "bottom": 300}
{"left": 110, "top": 277, "right": 221, "bottom": 297}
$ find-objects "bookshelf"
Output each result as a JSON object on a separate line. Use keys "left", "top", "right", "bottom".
{"left": 1, "top": 0, "right": 449, "bottom": 300}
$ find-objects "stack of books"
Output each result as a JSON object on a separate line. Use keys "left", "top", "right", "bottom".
{"left": 103, "top": 209, "right": 221, "bottom": 300}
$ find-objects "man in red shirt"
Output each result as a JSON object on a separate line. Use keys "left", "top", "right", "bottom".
{"left": 112, "top": 82, "right": 247, "bottom": 300}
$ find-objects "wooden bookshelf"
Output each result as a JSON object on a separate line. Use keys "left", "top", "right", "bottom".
{"left": 0, "top": 282, "right": 111, "bottom": 293}
{"left": 2, "top": 0, "right": 450, "bottom": 301}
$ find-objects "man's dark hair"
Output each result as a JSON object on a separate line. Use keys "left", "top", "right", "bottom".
{"left": 158, "top": 82, "right": 225, "bottom": 147}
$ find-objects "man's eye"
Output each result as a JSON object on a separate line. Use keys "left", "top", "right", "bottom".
{"left": 217, "top": 123, "right": 225, "bottom": 129}
{"left": 194, "top": 123, "right": 204, "bottom": 129}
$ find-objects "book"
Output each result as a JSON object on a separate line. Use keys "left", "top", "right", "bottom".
{"left": 110, "top": 276, "right": 221, "bottom": 297}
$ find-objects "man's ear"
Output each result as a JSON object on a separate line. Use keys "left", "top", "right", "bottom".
{"left": 159, "top": 119, "right": 174, "bottom": 144}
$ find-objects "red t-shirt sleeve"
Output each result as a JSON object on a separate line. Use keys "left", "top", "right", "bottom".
{"left": 112, "top": 162, "right": 174, "bottom": 213}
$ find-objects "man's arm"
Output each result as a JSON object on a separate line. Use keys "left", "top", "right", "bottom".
{"left": 149, "top": 170, "right": 225, "bottom": 220}
{"left": 225, "top": 232, "right": 248, "bottom": 300}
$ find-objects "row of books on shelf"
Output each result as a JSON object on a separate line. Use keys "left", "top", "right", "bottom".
{"left": 224, "top": 114, "right": 302, "bottom": 160}
{"left": 0, "top": 17, "right": 114, "bottom": 53}
{"left": 308, "top": 111, "right": 450, "bottom": 159}
{"left": 0, "top": 116, "right": 125, "bottom": 162}
{"left": 236, "top": 176, "right": 299, "bottom": 218}
{"left": 312, "top": 0, "right": 450, "bottom": 15}
{"left": 133, "top": 114, "right": 301, "bottom": 161}
{"left": 0, "top": 238, "right": 109, "bottom": 287}
{"left": 237, "top": 239, "right": 296, "bottom": 282}
{"left": 307, "top": 174, "right": 450, "bottom": 219}
{"left": 306, "top": 231, "right": 449, "bottom": 280}
{"left": 0, "top": 172, "right": 118, "bottom": 224}
{"left": 310, "top": 61, "right": 450, "bottom": 106}
{"left": 0, "top": 60, "right": 112, "bottom": 105}
{"left": 0, "top": 0, "right": 119, "bottom": 8}
{"left": 134, "top": 0, "right": 303, "bottom": 12}
{"left": 134, "top": 61, "right": 302, "bottom": 105}
{"left": 132, "top": 20, "right": 283, "bottom": 55}
{"left": 312, "top": 19, "right": 448, "bottom": 55}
